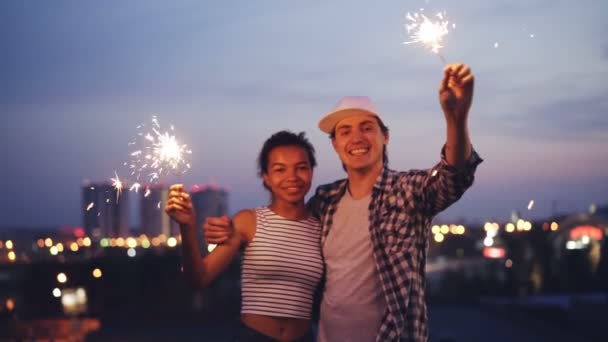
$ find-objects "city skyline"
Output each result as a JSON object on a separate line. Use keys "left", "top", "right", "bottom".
{"left": 2, "top": 0, "right": 607, "bottom": 228}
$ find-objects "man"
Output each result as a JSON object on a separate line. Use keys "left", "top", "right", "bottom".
{"left": 206, "top": 63, "right": 482, "bottom": 341}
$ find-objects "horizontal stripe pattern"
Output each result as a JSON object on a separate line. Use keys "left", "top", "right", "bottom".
{"left": 241, "top": 206, "right": 323, "bottom": 319}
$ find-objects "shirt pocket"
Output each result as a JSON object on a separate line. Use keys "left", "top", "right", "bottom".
{"left": 380, "top": 206, "right": 415, "bottom": 252}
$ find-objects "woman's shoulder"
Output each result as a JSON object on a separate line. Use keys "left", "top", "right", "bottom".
{"left": 233, "top": 209, "right": 257, "bottom": 242}
{"left": 233, "top": 209, "right": 257, "bottom": 227}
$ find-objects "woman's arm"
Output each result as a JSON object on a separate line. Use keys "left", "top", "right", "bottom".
{"left": 166, "top": 184, "right": 253, "bottom": 289}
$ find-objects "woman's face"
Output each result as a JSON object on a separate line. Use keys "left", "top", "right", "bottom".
{"left": 263, "top": 145, "right": 313, "bottom": 205}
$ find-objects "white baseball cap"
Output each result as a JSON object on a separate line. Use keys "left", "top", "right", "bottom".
{"left": 318, "top": 96, "right": 383, "bottom": 134}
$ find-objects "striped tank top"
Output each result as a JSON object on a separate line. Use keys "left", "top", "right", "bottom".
{"left": 241, "top": 206, "right": 324, "bottom": 319}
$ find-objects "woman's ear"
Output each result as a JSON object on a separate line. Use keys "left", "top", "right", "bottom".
{"left": 262, "top": 173, "right": 270, "bottom": 189}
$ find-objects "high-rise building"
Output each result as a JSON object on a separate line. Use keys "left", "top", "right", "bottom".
{"left": 191, "top": 184, "right": 229, "bottom": 228}
{"left": 140, "top": 185, "right": 178, "bottom": 238}
{"left": 82, "top": 181, "right": 129, "bottom": 238}
{"left": 191, "top": 184, "right": 229, "bottom": 253}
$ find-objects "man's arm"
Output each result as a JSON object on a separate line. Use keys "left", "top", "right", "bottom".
{"left": 409, "top": 147, "right": 481, "bottom": 217}
{"left": 406, "top": 64, "right": 481, "bottom": 217}
{"left": 440, "top": 63, "right": 474, "bottom": 169}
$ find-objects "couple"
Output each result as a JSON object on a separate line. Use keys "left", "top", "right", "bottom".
{"left": 165, "top": 63, "right": 482, "bottom": 342}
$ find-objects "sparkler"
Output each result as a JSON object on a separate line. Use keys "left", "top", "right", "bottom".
{"left": 404, "top": 9, "right": 453, "bottom": 63}
{"left": 106, "top": 116, "right": 191, "bottom": 209}
{"left": 128, "top": 116, "right": 192, "bottom": 184}
{"left": 111, "top": 171, "right": 123, "bottom": 201}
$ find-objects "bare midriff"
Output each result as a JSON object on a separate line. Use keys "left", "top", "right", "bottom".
{"left": 241, "top": 313, "right": 311, "bottom": 341}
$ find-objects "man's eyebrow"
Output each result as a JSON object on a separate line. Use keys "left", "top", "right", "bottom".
{"left": 335, "top": 124, "right": 351, "bottom": 130}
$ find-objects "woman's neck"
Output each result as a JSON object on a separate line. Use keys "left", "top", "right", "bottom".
{"left": 269, "top": 200, "right": 308, "bottom": 220}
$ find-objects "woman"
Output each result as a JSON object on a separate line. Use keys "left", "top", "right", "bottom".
{"left": 165, "top": 131, "right": 323, "bottom": 342}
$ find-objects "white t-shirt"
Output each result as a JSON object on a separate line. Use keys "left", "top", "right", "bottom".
{"left": 318, "top": 192, "right": 386, "bottom": 342}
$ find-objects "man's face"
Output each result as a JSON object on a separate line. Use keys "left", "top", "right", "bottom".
{"left": 331, "top": 115, "right": 388, "bottom": 173}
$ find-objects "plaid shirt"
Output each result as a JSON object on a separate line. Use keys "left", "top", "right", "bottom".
{"left": 309, "top": 147, "right": 482, "bottom": 342}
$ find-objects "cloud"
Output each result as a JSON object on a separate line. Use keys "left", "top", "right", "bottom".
{"left": 465, "top": 0, "right": 565, "bottom": 18}
{"left": 494, "top": 92, "right": 608, "bottom": 140}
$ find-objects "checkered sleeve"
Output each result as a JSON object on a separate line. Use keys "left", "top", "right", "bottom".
{"left": 306, "top": 193, "right": 322, "bottom": 220}
{"left": 415, "top": 146, "right": 482, "bottom": 217}
{"left": 306, "top": 183, "right": 336, "bottom": 220}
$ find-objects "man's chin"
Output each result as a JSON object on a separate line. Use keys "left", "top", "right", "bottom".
{"left": 345, "top": 159, "right": 382, "bottom": 173}
{"left": 346, "top": 163, "right": 371, "bottom": 172}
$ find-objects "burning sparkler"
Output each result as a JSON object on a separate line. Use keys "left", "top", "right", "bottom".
{"left": 128, "top": 116, "right": 192, "bottom": 184}
{"left": 111, "top": 171, "right": 123, "bottom": 201}
{"left": 404, "top": 9, "right": 453, "bottom": 63}
{"left": 106, "top": 116, "right": 191, "bottom": 206}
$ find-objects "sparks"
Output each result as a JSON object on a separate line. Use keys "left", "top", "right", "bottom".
{"left": 86, "top": 202, "right": 94, "bottom": 211}
{"left": 129, "top": 182, "right": 141, "bottom": 193}
{"left": 111, "top": 171, "right": 123, "bottom": 201}
{"left": 404, "top": 9, "right": 452, "bottom": 55}
{"left": 528, "top": 200, "right": 534, "bottom": 210}
{"left": 128, "top": 115, "right": 192, "bottom": 184}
